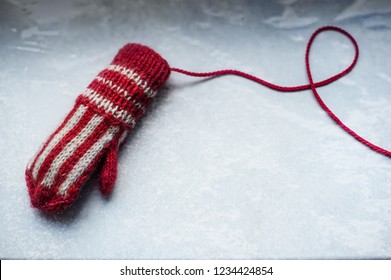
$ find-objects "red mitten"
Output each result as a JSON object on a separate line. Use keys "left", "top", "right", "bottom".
{"left": 26, "top": 44, "right": 170, "bottom": 212}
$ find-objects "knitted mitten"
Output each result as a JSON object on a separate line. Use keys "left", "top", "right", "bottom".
{"left": 26, "top": 44, "right": 170, "bottom": 212}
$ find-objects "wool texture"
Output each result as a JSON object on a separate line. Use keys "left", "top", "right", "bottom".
{"left": 26, "top": 44, "right": 170, "bottom": 212}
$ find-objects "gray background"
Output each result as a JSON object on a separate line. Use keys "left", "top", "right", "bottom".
{"left": 1, "top": 0, "right": 391, "bottom": 259}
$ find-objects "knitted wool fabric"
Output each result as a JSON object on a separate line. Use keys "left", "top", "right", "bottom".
{"left": 26, "top": 44, "right": 170, "bottom": 212}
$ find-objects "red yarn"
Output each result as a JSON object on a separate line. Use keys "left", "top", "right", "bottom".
{"left": 172, "top": 26, "right": 391, "bottom": 158}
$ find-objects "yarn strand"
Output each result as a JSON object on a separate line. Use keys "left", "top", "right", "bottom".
{"left": 171, "top": 26, "right": 391, "bottom": 158}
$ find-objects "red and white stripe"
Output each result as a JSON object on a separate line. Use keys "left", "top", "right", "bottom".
{"left": 31, "top": 104, "right": 88, "bottom": 180}
{"left": 41, "top": 114, "right": 103, "bottom": 187}
{"left": 30, "top": 105, "right": 120, "bottom": 197}
{"left": 27, "top": 43, "right": 171, "bottom": 210}
{"left": 81, "top": 88, "right": 137, "bottom": 127}
{"left": 80, "top": 64, "right": 157, "bottom": 126}
{"left": 29, "top": 63, "right": 155, "bottom": 197}
{"left": 106, "top": 64, "right": 157, "bottom": 97}
{"left": 94, "top": 76, "right": 145, "bottom": 113}
{"left": 58, "top": 125, "right": 119, "bottom": 196}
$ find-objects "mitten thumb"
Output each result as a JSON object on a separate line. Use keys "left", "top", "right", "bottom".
{"left": 99, "top": 140, "right": 119, "bottom": 196}
{"left": 99, "top": 130, "right": 128, "bottom": 196}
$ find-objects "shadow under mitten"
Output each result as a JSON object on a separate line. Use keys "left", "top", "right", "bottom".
{"left": 26, "top": 44, "right": 170, "bottom": 212}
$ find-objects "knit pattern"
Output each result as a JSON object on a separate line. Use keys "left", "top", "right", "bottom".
{"left": 26, "top": 44, "right": 170, "bottom": 212}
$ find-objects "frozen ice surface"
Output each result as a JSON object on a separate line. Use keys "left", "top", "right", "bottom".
{"left": 1, "top": 0, "right": 391, "bottom": 259}
{"left": 335, "top": 0, "right": 391, "bottom": 21}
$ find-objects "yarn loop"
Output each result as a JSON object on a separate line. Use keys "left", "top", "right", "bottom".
{"left": 172, "top": 26, "right": 390, "bottom": 158}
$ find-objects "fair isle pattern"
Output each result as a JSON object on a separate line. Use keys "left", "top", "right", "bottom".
{"left": 26, "top": 43, "right": 171, "bottom": 212}
{"left": 31, "top": 104, "right": 87, "bottom": 180}
{"left": 41, "top": 114, "right": 103, "bottom": 187}
{"left": 59, "top": 126, "right": 119, "bottom": 196}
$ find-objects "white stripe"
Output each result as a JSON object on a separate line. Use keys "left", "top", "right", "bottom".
{"left": 119, "top": 130, "right": 128, "bottom": 145}
{"left": 58, "top": 126, "right": 120, "bottom": 196}
{"left": 32, "top": 105, "right": 87, "bottom": 179}
{"left": 106, "top": 64, "right": 156, "bottom": 97}
{"left": 82, "top": 89, "right": 136, "bottom": 127}
{"left": 94, "top": 76, "right": 145, "bottom": 113}
{"left": 41, "top": 114, "right": 103, "bottom": 187}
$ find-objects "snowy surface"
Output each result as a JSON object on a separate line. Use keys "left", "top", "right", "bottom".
{"left": 1, "top": 0, "right": 391, "bottom": 259}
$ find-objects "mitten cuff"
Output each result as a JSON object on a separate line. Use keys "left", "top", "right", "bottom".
{"left": 77, "top": 44, "right": 171, "bottom": 128}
